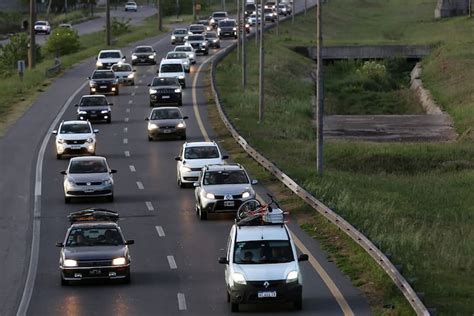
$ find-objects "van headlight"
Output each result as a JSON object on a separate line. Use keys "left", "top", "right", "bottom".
{"left": 57, "top": 138, "right": 65, "bottom": 144}
{"left": 112, "top": 257, "right": 126, "bottom": 266}
{"left": 96, "top": 61, "right": 103, "bottom": 67}
{"left": 242, "top": 191, "right": 251, "bottom": 199}
{"left": 127, "top": 73, "right": 134, "bottom": 78}
{"left": 178, "top": 75, "right": 185, "bottom": 79}
{"left": 148, "top": 123, "right": 159, "bottom": 130}
{"left": 286, "top": 270, "right": 298, "bottom": 283}
{"left": 171, "top": 35, "right": 176, "bottom": 39}
{"left": 149, "top": 88, "right": 157, "bottom": 94}
{"left": 63, "top": 259, "right": 78, "bottom": 267}
{"left": 181, "top": 166, "right": 192, "bottom": 172}
{"left": 176, "top": 122, "right": 185, "bottom": 129}
{"left": 132, "top": 55, "right": 137, "bottom": 60}
{"left": 174, "top": 88, "right": 181, "bottom": 93}
{"left": 86, "top": 137, "right": 94, "bottom": 143}
{"left": 205, "top": 192, "right": 215, "bottom": 199}
{"left": 232, "top": 272, "right": 247, "bottom": 285}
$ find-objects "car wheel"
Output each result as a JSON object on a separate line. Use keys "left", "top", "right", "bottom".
{"left": 177, "top": 174, "right": 185, "bottom": 188}
{"left": 180, "top": 134, "right": 186, "bottom": 140}
{"left": 227, "top": 291, "right": 230, "bottom": 303}
{"left": 231, "top": 302, "right": 239, "bottom": 312}
{"left": 64, "top": 197, "right": 71, "bottom": 204}
{"left": 115, "top": 89, "right": 119, "bottom": 96}
{"left": 178, "top": 100, "right": 183, "bottom": 106}
{"left": 130, "top": 81, "right": 135, "bottom": 86}
{"left": 217, "top": 45, "right": 221, "bottom": 49}
{"left": 56, "top": 153, "right": 62, "bottom": 160}
{"left": 108, "top": 194, "right": 114, "bottom": 202}
{"left": 148, "top": 135, "right": 153, "bottom": 141}
{"left": 124, "top": 272, "right": 131, "bottom": 284}
{"left": 205, "top": 51, "right": 209, "bottom": 55}
{"left": 182, "top": 83, "right": 186, "bottom": 89}
{"left": 60, "top": 275, "right": 69, "bottom": 286}
{"left": 294, "top": 295, "right": 303, "bottom": 310}
{"left": 199, "top": 206, "right": 207, "bottom": 220}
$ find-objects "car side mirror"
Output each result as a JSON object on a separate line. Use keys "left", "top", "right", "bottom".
{"left": 145, "top": 117, "right": 149, "bottom": 121}
{"left": 123, "top": 56, "right": 126, "bottom": 59}
{"left": 222, "top": 155, "right": 229, "bottom": 159}
{"left": 88, "top": 76, "right": 91, "bottom": 79}
{"left": 55, "top": 242, "right": 64, "bottom": 247}
{"left": 52, "top": 130, "right": 58, "bottom": 134}
{"left": 93, "top": 129, "right": 99, "bottom": 133}
{"left": 147, "top": 83, "right": 151, "bottom": 87}
{"left": 73, "top": 104, "right": 78, "bottom": 107}
{"left": 183, "top": 116, "right": 188, "bottom": 120}
{"left": 175, "top": 156, "right": 181, "bottom": 161}
{"left": 110, "top": 169, "right": 117, "bottom": 174}
{"left": 298, "top": 254, "right": 309, "bottom": 262}
{"left": 95, "top": 56, "right": 98, "bottom": 60}
{"left": 193, "top": 182, "right": 200, "bottom": 187}
{"left": 108, "top": 103, "right": 113, "bottom": 106}
{"left": 218, "top": 257, "right": 228, "bottom": 264}
{"left": 125, "top": 240, "right": 135, "bottom": 245}
{"left": 133, "top": 69, "right": 136, "bottom": 72}
{"left": 60, "top": 170, "right": 67, "bottom": 175}
{"left": 251, "top": 179, "right": 258, "bottom": 185}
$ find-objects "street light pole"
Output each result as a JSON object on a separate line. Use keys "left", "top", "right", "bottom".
{"left": 157, "top": 0, "right": 162, "bottom": 31}
{"left": 106, "top": 0, "right": 111, "bottom": 46}
{"left": 28, "top": 0, "right": 36, "bottom": 69}
{"left": 292, "top": 0, "right": 295, "bottom": 24}
{"left": 255, "top": 0, "right": 259, "bottom": 45}
{"left": 192, "top": 0, "right": 196, "bottom": 21}
{"left": 316, "top": 0, "right": 324, "bottom": 175}
{"left": 237, "top": 0, "right": 240, "bottom": 62}
{"left": 242, "top": 0, "right": 246, "bottom": 89}
{"left": 258, "top": 0, "right": 264, "bottom": 123}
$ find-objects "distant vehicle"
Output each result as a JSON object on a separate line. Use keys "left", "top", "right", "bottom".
{"left": 175, "top": 141, "right": 228, "bottom": 187}
{"left": 56, "top": 209, "right": 134, "bottom": 285}
{"left": 158, "top": 59, "right": 186, "bottom": 88}
{"left": 148, "top": 76, "right": 183, "bottom": 107}
{"left": 217, "top": 19, "right": 237, "bottom": 39}
{"left": 125, "top": 1, "right": 138, "bottom": 11}
{"left": 88, "top": 70, "right": 119, "bottom": 95}
{"left": 174, "top": 45, "right": 196, "bottom": 64}
{"left": 52, "top": 120, "right": 98, "bottom": 159}
{"left": 60, "top": 156, "right": 117, "bottom": 203}
{"left": 264, "top": 8, "right": 276, "bottom": 22}
{"left": 165, "top": 51, "right": 191, "bottom": 73}
{"left": 264, "top": 1, "right": 276, "bottom": 9}
{"left": 96, "top": 49, "right": 126, "bottom": 69}
{"left": 188, "top": 24, "right": 207, "bottom": 35}
{"left": 171, "top": 28, "right": 188, "bottom": 45}
{"left": 75, "top": 95, "right": 113, "bottom": 123}
{"left": 111, "top": 63, "right": 135, "bottom": 85}
{"left": 244, "top": 4, "right": 256, "bottom": 17}
{"left": 209, "top": 11, "right": 228, "bottom": 28}
{"left": 131, "top": 45, "right": 157, "bottom": 65}
{"left": 58, "top": 23, "right": 73, "bottom": 29}
{"left": 277, "top": 3, "right": 292, "bottom": 15}
{"left": 145, "top": 107, "right": 188, "bottom": 141}
{"left": 34, "top": 21, "right": 51, "bottom": 34}
{"left": 205, "top": 31, "right": 221, "bottom": 49}
{"left": 185, "top": 34, "right": 209, "bottom": 55}
{"left": 194, "top": 163, "right": 257, "bottom": 220}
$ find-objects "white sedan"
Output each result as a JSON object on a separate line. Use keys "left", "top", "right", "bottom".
{"left": 174, "top": 45, "right": 196, "bottom": 64}
{"left": 165, "top": 51, "right": 191, "bottom": 73}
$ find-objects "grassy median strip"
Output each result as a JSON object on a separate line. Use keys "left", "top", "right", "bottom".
{"left": 214, "top": 1, "right": 474, "bottom": 314}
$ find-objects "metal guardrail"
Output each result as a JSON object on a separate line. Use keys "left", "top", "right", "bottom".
{"left": 45, "top": 58, "right": 61, "bottom": 77}
{"left": 209, "top": 40, "right": 430, "bottom": 316}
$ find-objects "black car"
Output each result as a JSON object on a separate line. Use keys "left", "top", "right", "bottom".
{"left": 145, "top": 107, "right": 188, "bottom": 141}
{"left": 148, "top": 77, "right": 182, "bottom": 107}
{"left": 188, "top": 24, "right": 206, "bottom": 34}
{"left": 89, "top": 70, "right": 119, "bottom": 95}
{"left": 131, "top": 45, "right": 157, "bottom": 65}
{"left": 205, "top": 31, "right": 221, "bottom": 49}
{"left": 218, "top": 19, "right": 238, "bottom": 39}
{"left": 75, "top": 95, "right": 113, "bottom": 123}
{"left": 56, "top": 209, "right": 134, "bottom": 285}
{"left": 244, "top": 3, "right": 256, "bottom": 17}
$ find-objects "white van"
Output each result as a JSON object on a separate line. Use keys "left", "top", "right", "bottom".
{"left": 158, "top": 59, "right": 186, "bottom": 88}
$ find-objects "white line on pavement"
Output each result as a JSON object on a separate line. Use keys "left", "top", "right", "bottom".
{"left": 132, "top": 92, "right": 136, "bottom": 96}
{"left": 138, "top": 79, "right": 143, "bottom": 84}
{"left": 135, "top": 86, "right": 139, "bottom": 89}
{"left": 123, "top": 138, "right": 128, "bottom": 144}
{"left": 129, "top": 165, "right": 136, "bottom": 172}
{"left": 155, "top": 226, "right": 165, "bottom": 237}
{"left": 177, "top": 293, "right": 187, "bottom": 310}
{"left": 126, "top": 108, "right": 130, "bottom": 113}
{"left": 124, "top": 127, "right": 128, "bottom": 133}
{"left": 124, "top": 151, "right": 130, "bottom": 157}
{"left": 167, "top": 255, "right": 177, "bottom": 269}
{"left": 145, "top": 201, "right": 154, "bottom": 211}
{"left": 136, "top": 181, "right": 144, "bottom": 190}
{"left": 124, "top": 117, "right": 129, "bottom": 122}
{"left": 128, "top": 100, "right": 133, "bottom": 104}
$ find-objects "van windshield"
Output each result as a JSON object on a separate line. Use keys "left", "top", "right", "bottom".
{"left": 234, "top": 240, "right": 294, "bottom": 264}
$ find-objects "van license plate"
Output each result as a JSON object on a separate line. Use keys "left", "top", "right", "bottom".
{"left": 224, "top": 201, "right": 234, "bottom": 207}
{"left": 100, "top": 85, "right": 107, "bottom": 89}
{"left": 258, "top": 291, "right": 277, "bottom": 298}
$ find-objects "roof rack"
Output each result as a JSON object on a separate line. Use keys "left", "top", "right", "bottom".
{"left": 68, "top": 208, "right": 119, "bottom": 224}
{"left": 236, "top": 208, "right": 285, "bottom": 227}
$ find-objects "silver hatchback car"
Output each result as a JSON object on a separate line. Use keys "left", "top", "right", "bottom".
{"left": 61, "top": 156, "right": 117, "bottom": 203}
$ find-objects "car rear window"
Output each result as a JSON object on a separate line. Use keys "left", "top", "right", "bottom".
{"left": 234, "top": 240, "right": 294, "bottom": 264}
{"left": 112, "top": 64, "right": 132, "bottom": 72}
{"left": 184, "top": 146, "right": 219, "bottom": 159}
{"left": 203, "top": 170, "right": 248, "bottom": 185}
{"left": 69, "top": 160, "right": 108, "bottom": 174}
{"left": 160, "top": 63, "right": 183, "bottom": 73}
{"left": 60, "top": 123, "right": 91, "bottom": 134}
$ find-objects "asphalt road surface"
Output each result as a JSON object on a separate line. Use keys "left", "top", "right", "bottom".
{"left": 0, "top": 1, "right": 372, "bottom": 315}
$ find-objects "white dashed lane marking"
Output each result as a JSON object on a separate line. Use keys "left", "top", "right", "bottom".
{"left": 167, "top": 255, "right": 177, "bottom": 269}
{"left": 124, "top": 151, "right": 130, "bottom": 157}
{"left": 177, "top": 293, "right": 187, "bottom": 310}
{"left": 126, "top": 108, "right": 130, "bottom": 113}
{"left": 136, "top": 181, "right": 144, "bottom": 190}
{"left": 134, "top": 86, "right": 139, "bottom": 89}
{"left": 155, "top": 226, "right": 165, "bottom": 237}
{"left": 125, "top": 117, "right": 129, "bottom": 122}
{"left": 129, "top": 165, "right": 136, "bottom": 172}
{"left": 123, "top": 138, "right": 128, "bottom": 144}
{"left": 132, "top": 92, "right": 136, "bottom": 96}
{"left": 124, "top": 127, "right": 128, "bottom": 133}
{"left": 128, "top": 100, "right": 133, "bottom": 104}
{"left": 145, "top": 201, "right": 154, "bottom": 211}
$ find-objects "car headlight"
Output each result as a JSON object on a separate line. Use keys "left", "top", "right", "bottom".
{"left": 132, "top": 55, "right": 137, "bottom": 60}
{"left": 96, "top": 61, "right": 103, "bottom": 67}
{"left": 101, "top": 109, "right": 109, "bottom": 113}
{"left": 86, "top": 137, "right": 94, "bottom": 143}
{"left": 112, "top": 257, "right": 127, "bottom": 266}
{"left": 183, "top": 60, "right": 189, "bottom": 66}
{"left": 245, "top": 23, "right": 250, "bottom": 28}
{"left": 174, "top": 88, "right": 181, "bottom": 93}
{"left": 176, "top": 122, "right": 185, "bottom": 129}
{"left": 210, "top": 18, "right": 215, "bottom": 24}
{"left": 149, "top": 88, "right": 157, "bottom": 94}
{"left": 213, "top": 39, "right": 218, "bottom": 42}
{"left": 232, "top": 272, "right": 247, "bottom": 285}
{"left": 63, "top": 259, "right": 78, "bottom": 267}
{"left": 242, "top": 191, "right": 251, "bottom": 199}
{"left": 104, "top": 179, "right": 113, "bottom": 185}
{"left": 181, "top": 166, "right": 192, "bottom": 172}
{"left": 148, "top": 123, "right": 159, "bottom": 130}
{"left": 171, "top": 35, "right": 176, "bottom": 39}
{"left": 190, "top": 54, "right": 195, "bottom": 59}
{"left": 286, "top": 270, "right": 298, "bottom": 283}
{"left": 205, "top": 192, "right": 215, "bottom": 199}
{"left": 57, "top": 138, "right": 65, "bottom": 144}
{"left": 233, "top": 27, "right": 237, "bottom": 31}
{"left": 127, "top": 73, "right": 134, "bottom": 78}
{"left": 178, "top": 75, "right": 185, "bottom": 79}
{"left": 67, "top": 177, "right": 75, "bottom": 185}
{"left": 217, "top": 27, "right": 221, "bottom": 32}
{"left": 89, "top": 81, "right": 97, "bottom": 86}
{"left": 148, "top": 55, "right": 155, "bottom": 59}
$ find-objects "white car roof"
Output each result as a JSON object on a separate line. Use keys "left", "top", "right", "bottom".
{"left": 205, "top": 164, "right": 243, "bottom": 171}
{"left": 160, "top": 59, "right": 184, "bottom": 65}
{"left": 62, "top": 120, "right": 90, "bottom": 125}
{"left": 80, "top": 95, "right": 107, "bottom": 99}
{"left": 184, "top": 141, "right": 217, "bottom": 148}
{"left": 235, "top": 225, "right": 289, "bottom": 242}
{"left": 70, "top": 156, "right": 106, "bottom": 162}
{"left": 99, "top": 49, "right": 122, "bottom": 54}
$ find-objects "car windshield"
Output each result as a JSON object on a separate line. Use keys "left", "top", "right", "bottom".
{"left": 206, "top": 32, "right": 217, "bottom": 38}
{"left": 66, "top": 227, "right": 124, "bottom": 247}
{"left": 213, "top": 13, "right": 227, "bottom": 18}
{"left": 175, "top": 46, "right": 192, "bottom": 52}
{"left": 134, "top": 46, "right": 153, "bottom": 53}
{"left": 184, "top": 146, "right": 219, "bottom": 159}
{"left": 187, "top": 35, "right": 204, "bottom": 41}
{"left": 219, "top": 21, "right": 235, "bottom": 27}
{"left": 203, "top": 170, "right": 248, "bottom": 185}
{"left": 151, "top": 109, "right": 181, "bottom": 120}
{"left": 174, "top": 29, "right": 187, "bottom": 35}
{"left": 69, "top": 159, "right": 108, "bottom": 174}
{"left": 167, "top": 52, "right": 187, "bottom": 59}
{"left": 99, "top": 52, "right": 121, "bottom": 58}
{"left": 152, "top": 77, "right": 178, "bottom": 86}
{"left": 234, "top": 240, "right": 294, "bottom": 264}
{"left": 264, "top": 8, "right": 273, "bottom": 13}
{"left": 245, "top": 4, "right": 255, "bottom": 10}
{"left": 36, "top": 21, "right": 47, "bottom": 25}
{"left": 112, "top": 64, "right": 132, "bottom": 72}
{"left": 79, "top": 97, "right": 108, "bottom": 107}
{"left": 127, "top": 2, "right": 136, "bottom": 5}
{"left": 92, "top": 71, "right": 115, "bottom": 79}
{"left": 60, "top": 123, "right": 91, "bottom": 134}
{"left": 160, "top": 63, "right": 183, "bottom": 72}
{"left": 190, "top": 26, "right": 204, "bottom": 31}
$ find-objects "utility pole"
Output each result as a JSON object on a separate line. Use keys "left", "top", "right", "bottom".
{"left": 275, "top": 0, "right": 279, "bottom": 36}
{"left": 157, "top": 0, "right": 162, "bottom": 31}
{"left": 255, "top": 0, "right": 259, "bottom": 45}
{"left": 237, "top": 0, "right": 240, "bottom": 62}
{"left": 241, "top": 0, "right": 246, "bottom": 89}
{"left": 258, "top": 0, "right": 264, "bottom": 123}
{"left": 292, "top": 0, "right": 295, "bottom": 24}
{"left": 28, "top": 0, "right": 36, "bottom": 69}
{"left": 316, "top": 0, "right": 324, "bottom": 175}
{"left": 470, "top": 0, "right": 472, "bottom": 17}
{"left": 192, "top": 0, "right": 196, "bottom": 21}
{"left": 305, "top": 0, "right": 307, "bottom": 15}
{"left": 106, "top": 0, "right": 111, "bottom": 46}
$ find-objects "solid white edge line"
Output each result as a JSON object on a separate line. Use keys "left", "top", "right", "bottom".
{"left": 126, "top": 108, "right": 131, "bottom": 113}
{"left": 17, "top": 80, "right": 88, "bottom": 316}
{"left": 177, "top": 293, "right": 187, "bottom": 310}
{"left": 155, "top": 226, "right": 165, "bottom": 237}
{"left": 167, "top": 255, "right": 177, "bottom": 269}
{"left": 145, "top": 201, "right": 154, "bottom": 211}
{"left": 124, "top": 150, "right": 130, "bottom": 157}
{"left": 136, "top": 181, "right": 144, "bottom": 190}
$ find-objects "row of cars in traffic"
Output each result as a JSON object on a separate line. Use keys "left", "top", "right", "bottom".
{"left": 53, "top": 9, "right": 308, "bottom": 312}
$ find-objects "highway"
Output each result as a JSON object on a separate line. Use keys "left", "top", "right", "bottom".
{"left": 0, "top": 1, "right": 372, "bottom": 315}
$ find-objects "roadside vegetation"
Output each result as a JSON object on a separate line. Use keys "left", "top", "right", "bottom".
{"left": 214, "top": 0, "right": 474, "bottom": 314}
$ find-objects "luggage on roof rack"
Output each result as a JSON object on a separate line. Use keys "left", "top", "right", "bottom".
{"left": 236, "top": 208, "right": 285, "bottom": 226}
{"left": 68, "top": 208, "right": 119, "bottom": 224}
